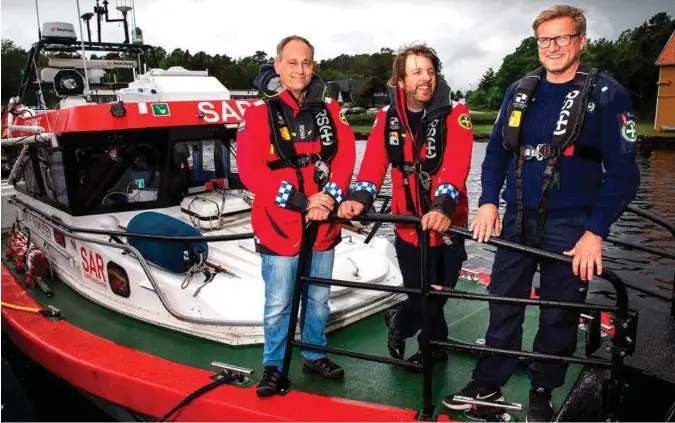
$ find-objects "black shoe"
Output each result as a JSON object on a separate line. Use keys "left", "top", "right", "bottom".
{"left": 406, "top": 346, "right": 449, "bottom": 371}
{"left": 526, "top": 386, "right": 553, "bottom": 422}
{"left": 384, "top": 309, "right": 405, "bottom": 359}
{"left": 302, "top": 357, "right": 344, "bottom": 380}
{"left": 442, "top": 380, "right": 504, "bottom": 411}
{"left": 256, "top": 366, "right": 286, "bottom": 397}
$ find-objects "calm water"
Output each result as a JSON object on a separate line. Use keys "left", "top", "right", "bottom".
{"left": 354, "top": 141, "right": 675, "bottom": 314}
{"left": 3, "top": 142, "right": 674, "bottom": 421}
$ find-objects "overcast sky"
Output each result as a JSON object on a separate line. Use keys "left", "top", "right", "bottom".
{"left": 2, "top": 0, "right": 673, "bottom": 91}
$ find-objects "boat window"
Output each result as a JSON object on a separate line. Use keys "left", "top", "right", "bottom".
{"left": 75, "top": 141, "right": 163, "bottom": 211}
{"left": 37, "top": 148, "right": 69, "bottom": 205}
{"left": 13, "top": 148, "right": 42, "bottom": 196}
{"left": 173, "top": 139, "right": 229, "bottom": 193}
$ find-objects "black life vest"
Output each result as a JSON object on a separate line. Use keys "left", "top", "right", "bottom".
{"left": 502, "top": 64, "right": 599, "bottom": 246}
{"left": 264, "top": 96, "right": 337, "bottom": 191}
{"left": 383, "top": 102, "right": 451, "bottom": 214}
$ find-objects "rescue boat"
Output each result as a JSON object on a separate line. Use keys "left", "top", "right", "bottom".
{"left": 2, "top": 4, "right": 675, "bottom": 422}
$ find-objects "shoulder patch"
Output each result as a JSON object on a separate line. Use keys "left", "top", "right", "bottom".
{"left": 619, "top": 112, "right": 637, "bottom": 143}
{"left": 458, "top": 113, "right": 472, "bottom": 130}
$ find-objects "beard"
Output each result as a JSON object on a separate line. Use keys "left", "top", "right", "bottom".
{"left": 543, "top": 51, "right": 579, "bottom": 74}
{"left": 405, "top": 86, "right": 434, "bottom": 108}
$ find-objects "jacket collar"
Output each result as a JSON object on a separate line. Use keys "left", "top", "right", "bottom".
{"left": 387, "top": 77, "right": 452, "bottom": 117}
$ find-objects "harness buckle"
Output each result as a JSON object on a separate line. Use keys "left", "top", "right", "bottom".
{"left": 522, "top": 144, "right": 550, "bottom": 161}
{"left": 402, "top": 162, "right": 415, "bottom": 175}
{"left": 296, "top": 154, "right": 311, "bottom": 167}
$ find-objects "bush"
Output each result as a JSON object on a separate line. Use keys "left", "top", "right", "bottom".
{"left": 343, "top": 113, "right": 376, "bottom": 126}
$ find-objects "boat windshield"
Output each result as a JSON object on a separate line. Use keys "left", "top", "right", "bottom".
{"left": 173, "top": 138, "right": 230, "bottom": 194}
{"left": 75, "top": 141, "right": 164, "bottom": 211}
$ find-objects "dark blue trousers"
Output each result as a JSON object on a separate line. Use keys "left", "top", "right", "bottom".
{"left": 472, "top": 210, "right": 589, "bottom": 390}
{"left": 394, "top": 236, "right": 467, "bottom": 343}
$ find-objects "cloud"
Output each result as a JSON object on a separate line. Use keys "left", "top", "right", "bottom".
{"left": 2, "top": 0, "right": 672, "bottom": 91}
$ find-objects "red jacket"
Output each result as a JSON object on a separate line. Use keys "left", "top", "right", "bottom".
{"left": 237, "top": 90, "right": 356, "bottom": 256}
{"left": 349, "top": 84, "right": 473, "bottom": 247}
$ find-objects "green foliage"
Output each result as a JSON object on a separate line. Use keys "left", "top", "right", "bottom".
{"left": 343, "top": 113, "right": 376, "bottom": 126}
{"left": 2, "top": 39, "right": 28, "bottom": 104}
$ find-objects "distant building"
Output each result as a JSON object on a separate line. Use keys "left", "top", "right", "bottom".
{"left": 655, "top": 30, "right": 675, "bottom": 131}
{"left": 326, "top": 79, "right": 389, "bottom": 106}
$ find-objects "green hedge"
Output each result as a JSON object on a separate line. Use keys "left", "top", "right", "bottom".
{"left": 342, "top": 112, "right": 496, "bottom": 127}
{"left": 343, "top": 113, "right": 376, "bottom": 126}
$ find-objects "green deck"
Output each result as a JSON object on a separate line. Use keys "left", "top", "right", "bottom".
{"left": 1, "top": 241, "right": 589, "bottom": 421}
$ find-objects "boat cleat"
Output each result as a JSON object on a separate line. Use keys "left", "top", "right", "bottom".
{"left": 40, "top": 305, "right": 62, "bottom": 321}
{"left": 210, "top": 361, "right": 254, "bottom": 387}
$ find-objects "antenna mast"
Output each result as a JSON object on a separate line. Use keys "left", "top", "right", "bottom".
{"left": 34, "top": 0, "right": 42, "bottom": 39}
{"left": 75, "top": 0, "right": 91, "bottom": 97}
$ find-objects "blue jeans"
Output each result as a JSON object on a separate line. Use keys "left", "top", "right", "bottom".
{"left": 261, "top": 249, "right": 335, "bottom": 369}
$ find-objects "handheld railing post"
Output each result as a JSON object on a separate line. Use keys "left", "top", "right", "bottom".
{"left": 419, "top": 228, "right": 434, "bottom": 420}
{"left": 280, "top": 223, "right": 319, "bottom": 389}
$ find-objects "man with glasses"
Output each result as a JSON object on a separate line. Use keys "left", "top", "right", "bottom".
{"left": 443, "top": 5, "right": 639, "bottom": 422}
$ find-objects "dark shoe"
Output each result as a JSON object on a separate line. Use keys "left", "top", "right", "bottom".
{"left": 526, "top": 386, "right": 553, "bottom": 422}
{"left": 442, "top": 380, "right": 504, "bottom": 411}
{"left": 406, "top": 346, "right": 449, "bottom": 371}
{"left": 256, "top": 366, "right": 286, "bottom": 397}
{"left": 384, "top": 309, "right": 405, "bottom": 359}
{"left": 302, "top": 357, "right": 344, "bottom": 380}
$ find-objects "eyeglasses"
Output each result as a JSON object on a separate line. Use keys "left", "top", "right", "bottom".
{"left": 536, "top": 33, "right": 581, "bottom": 49}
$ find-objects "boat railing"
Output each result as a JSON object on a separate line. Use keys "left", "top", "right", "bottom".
{"left": 282, "top": 212, "right": 637, "bottom": 421}
{"left": 9, "top": 196, "right": 257, "bottom": 327}
{"left": 371, "top": 195, "right": 675, "bottom": 315}
{"left": 615, "top": 204, "right": 675, "bottom": 316}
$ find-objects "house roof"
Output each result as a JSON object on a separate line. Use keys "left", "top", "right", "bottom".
{"left": 656, "top": 30, "right": 675, "bottom": 66}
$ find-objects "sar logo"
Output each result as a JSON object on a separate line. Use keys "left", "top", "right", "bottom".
{"left": 458, "top": 114, "right": 472, "bottom": 130}
{"left": 339, "top": 112, "right": 349, "bottom": 125}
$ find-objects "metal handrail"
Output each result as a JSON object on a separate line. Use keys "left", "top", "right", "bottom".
{"left": 349, "top": 213, "right": 630, "bottom": 316}
{"left": 281, "top": 212, "right": 633, "bottom": 420}
{"left": 622, "top": 204, "right": 675, "bottom": 316}
{"left": 10, "top": 196, "right": 254, "bottom": 243}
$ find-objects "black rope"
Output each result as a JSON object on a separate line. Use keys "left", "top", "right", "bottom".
{"left": 156, "top": 374, "right": 235, "bottom": 422}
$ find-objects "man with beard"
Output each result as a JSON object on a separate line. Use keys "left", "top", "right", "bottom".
{"left": 237, "top": 35, "right": 356, "bottom": 397}
{"left": 442, "top": 6, "right": 639, "bottom": 422}
{"left": 338, "top": 43, "right": 473, "bottom": 367}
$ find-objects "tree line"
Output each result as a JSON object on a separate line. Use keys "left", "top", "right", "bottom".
{"left": 2, "top": 11, "right": 672, "bottom": 118}
{"left": 466, "top": 12, "right": 674, "bottom": 119}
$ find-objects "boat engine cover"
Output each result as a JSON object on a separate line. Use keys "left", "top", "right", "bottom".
{"left": 127, "top": 211, "right": 208, "bottom": 274}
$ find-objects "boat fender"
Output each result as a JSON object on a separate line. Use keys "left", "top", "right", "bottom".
{"left": 126, "top": 212, "right": 209, "bottom": 274}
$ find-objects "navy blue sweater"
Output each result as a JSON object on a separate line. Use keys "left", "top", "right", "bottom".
{"left": 478, "top": 72, "right": 640, "bottom": 238}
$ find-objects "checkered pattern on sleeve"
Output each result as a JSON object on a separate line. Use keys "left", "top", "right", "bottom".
{"left": 352, "top": 181, "right": 378, "bottom": 196}
{"left": 275, "top": 181, "right": 294, "bottom": 208}
{"left": 323, "top": 182, "right": 344, "bottom": 204}
{"left": 434, "top": 183, "right": 459, "bottom": 201}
